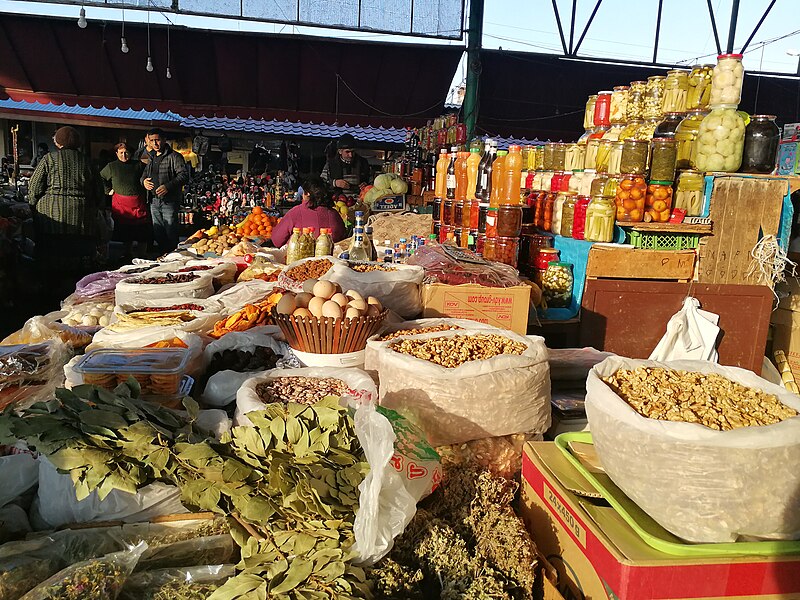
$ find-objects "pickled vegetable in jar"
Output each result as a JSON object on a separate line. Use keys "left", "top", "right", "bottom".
{"left": 610, "top": 86, "right": 629, "bottom": 124}
{"left": 742, "top": 115, "right": 780, "bottom": 174}
{"left": 594, "top": 91, "right": 612, "bottom": 127}
{"left": 608, "top": 141, "right": 624, "bottom": 175}
{"left": 595, "top": 140, "right": 613, "bottom": 174}
{"left": 620, "top": 139, "right": 649, "bottom": 174}
{"left": 525, "top": 146, "right": 537, "bottom": 171}
{"left": 551, "top": 192, "right": 568, "bottom": 235}
{"left": 645, "top": 181, "right": 674, "bottom": 223}
{"left": 603, "top": 174, "right": 621, "bottom": 199}
{"left": 649, "top": 138, "right": 677, "bottom": 182}
{"left": 663, "top": 69, "right": 689, "bottom": 113}
{"left": 485, "top": 208, "right": 499, "bottom": 238}
{"left": 568, "top": 171, "right": 583, "bottom": 193}
{"left": 674, "top": 170, "right": 704, "bottom": 216}
{"left": 644, "top": 76, "right": 666, "bottom": 119}
{"left": 654, "top": 112, "right": 685, "bottom": 139}
{"left": 553, "top": 142, "right": 568, "bottom": 171}
{"left": 543, "top": 142, "right": 556, "bottom": 171}
{"left": 572, "top": 195, "right": 591, "bottom": 240}
{"left": 619, "top": 119, "right": 645, "bottom": 142}
{"left": 641, "top": 118, "right": 661, "bottom": 141}
{"left": 564, "top": 144, "right": 585, "bottom": 171}
{"left": 602, "top": 124, "right": 625, "bottom": 142}
{"left": 482, "top": 237, "right": 497, "bottom": 260}
{"left": 674, "top": 109, "right": 707, "bottom": 169}
{"left": 585, "top": 138, "right": 600, "bottom": 170}
{"left": 695, "top": 104, "right": 745, "bottom": 172}
{"left": 560, "top": 193, "right": 577, "bottom": 238}
{"left": 497, "top": 205, "right": 523, "bottom": 237}
{"left": 542, "top": 262, "right": 574, "bottom": 308}
{"left": 534, "top": 247, "right": 560, "bottom": 287}
{"left": 615, "top": 174, "right": 648, "bottom": 222}
{"left": 584, "top": 95, "right": 598, "bottom": 130}
{"left": 627, "top": 81, "right": 646, "bottom": 121}
{"left": 590, "top": 173, "right": 608, "bottom": 197}
{"left": 579, "top": 170, "right": 596, "bottom": 196}
{"left": 585, "top": 195, "right": 616, "bottom": 242}
{"left": 543, "top": 192, "right": 556, "bottom": 231}
{"left": 534, "top": 145, "right": 545, "bottom": 170}
{"left": 687, "top": 64, "right": 713, "bottom": 110}
{"left": 710, "top": 54, "right": 744, "bottom": 106}
{"left": 494, "top": 236, "right": 520, "bottom": 269}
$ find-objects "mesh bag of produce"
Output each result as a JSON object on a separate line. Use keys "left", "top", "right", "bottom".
{"left": 586, "top": 356, "right": 800, "bottom": 542}
{"left": 375, "top": 330, "right": 551, "bottom": 446}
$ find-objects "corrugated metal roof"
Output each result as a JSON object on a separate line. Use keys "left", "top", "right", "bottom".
{"left": 0, "top": 98, "right": 181, "bottom": 121}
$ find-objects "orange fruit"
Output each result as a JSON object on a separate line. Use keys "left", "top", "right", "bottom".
{"left": 252, "top": 206, "right": 263, "bottom": 215}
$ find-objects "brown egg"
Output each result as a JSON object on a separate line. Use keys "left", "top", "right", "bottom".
{"left": 312, "top": 280, "right": 337, "bottom": 300}
{"left": 308, "top": 296, "right": 326, "bottom": 318}
{"left": 366, "top": 296, "right": 383, "bottom": 312}
{"left": 276, "top": 294, "right": 296, "bottom": 315}
{"left": 345, "top": 307, "right": 362, "bottom": 320}
{"left": 330, "top": 293, "right": 349, "bottom": 308}
{"left": 302, "top": 278, "right": 319, "bottom": 294}
{"left": 348, "top": 299, "right": 367, "bottom": 313}
{"left": 345, "top": 289, "right": 363, "bottom": 301}
{"left": 292, "top": 307, "right": 313, "bottom": 319}
{"left": 295, "top": 292, "right": 313, "bottom": 309}
{"left": 322, "top": 300, "right": 343, "bottom": 319}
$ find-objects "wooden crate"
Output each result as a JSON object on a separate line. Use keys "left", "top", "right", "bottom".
{"left": 585, "top": 244, "right": 696, "bottom": 282}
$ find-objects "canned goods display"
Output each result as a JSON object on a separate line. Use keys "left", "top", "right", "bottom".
{"left": 572, "top": 195, "right": 591, "bottom": 240}
{"left": 615, "top": 175, "right": 648, "bottom": 222}
{"left": 496, "top": 205, "right": 523, "bottom": 237}
{"left": 649, "top": 138, "right": 677, "bottom": 182}
{"left": 584, "top": 195, "right": 616, "bottom": 242}
{"left": 674, "top": 170, "right": 704, "bottom": 216}
{"left": 485, "top": 208, "right": 498, "bottom": 238}
{"left": 645, "top": 181, "right": 674, "bottom": 223}
{"left": 534, "top": 247, "right": 560, "bottom": 287}
{"left": 432, "top": 197, "right": 442, "bottom": 221}
{"left": 494, "top": 236, "right": 520, "bottom": 269}
{"left": 663, "top": 69, "right": 689, "bottom": 113}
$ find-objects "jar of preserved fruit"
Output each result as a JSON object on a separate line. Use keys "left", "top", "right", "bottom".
{"left": 649, "top": 138, "right": 677, "bottom": 182}
{"left": 542, "top": 262, "right": 574, "bottom": 308}
{"left": 654, "top": 112, "right": 685, "bottom": 139}
{"left": 584, "top": 95, "right": 598, "bottom": 130}
{"left": 485, "top": 208, "right": 499, "bottom": 238}
{"left": 620, "top": 139, "right": 649, "bottom": 175}
{"left": 614, "top": 174, "right": 648, "bottom": 222}
{"left": 482, "top": 236, "right": 497, "bottom": 260}
{"left": 595, "top": 139, "right": 613, "bottom": 174}
{"left": 610, "top": 85, "right": 629, "bottom": 124}
{"left": 608, "top": 141, "right": 624, "bottom": 175}
{"left": 534, "top": 247, "right": 560, "bottom": 287}
{"left": 663, "top": 69, "right": 689, "bottom": 113}
{"left": 564, "top": 143, "right": 585, "bottom": 171}
{"left": 453, "top": 227, "right": 463, "bottom": 247}
{"left": 522, "top": 232, "right": 554, "bottom": 277}
{"left": 438, "top": 224, "right": 452, "bottom": 244}
{"left": 572, "top": 195, "right": 591, "bottom": 240}
{"left": 687, "top": 64, "right": 713, "bottom": 110}
{"left": 543, "top": 142, "right": 556, "bottom": 171}
{"left": 533, "top": 189, "right": 547, "bottom": 229}
{"left": 584, "top": 138, "right": 600, "bottom": 170}
{"left": 497, "top": 205, "right": 523, "bottom": 237}
{"left": 644, "top": 76, "right": 666, "bottom": 119}
{"left": 627, "top": 81, "right": 646, "bottom": 120}
{"left": 478, "top": 202, "right": 490, "bottom": 233}
{"left": 594, "top": 91, "right": 612, "bottom": 127}
{"left": 645, "top": 181, "right": 674, "bottom": 223}
{"left": 494, "top": 236, "right": 520, "bottom": 269}
{"left": 560, "top": 193, "right": 577, "bottom": 237}
{"left": 710, "top": 54, "right": 744, "bottom": 105}
{"left": 432, "top": 197, "right": 442, "bottom": 222}
{"left": 674, "top": 109, "right": 707, "bottom": 169}
{"left": 443, "top": 199, "right": 454, "bottom": 225}
{"left": 551, "top": 191, "right": 568, "bottom": 235}
{"left": 674, "top": 170, "right": 704, "bottom": 216}
{"left": 453, "top": 201, "right": 464, "bottom": 228}
{"left": 543, "top": 190, "right": 556, "bottom": 232}
{"left": 476, "top": 233, "right": 486, "bottom": 255}
{"left": 432, "top": 221, "right": 441, "bottom": 238}
{"left": 553, "top": 142, "right": 568, "bottom": 171}
{"left": 468, "top": 199, "right": 480, "bottom": 229}
{"left": 695, "top": 104, "right": 745, "bottom": 172}
{"left": 742, "top": 115, "right": 780, "bottom": 174}
{"left": 585, "top": 195, "right": 616, "bottom": 242}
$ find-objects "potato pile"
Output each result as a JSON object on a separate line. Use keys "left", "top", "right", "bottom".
{"left": 276, "top": 279, "right": 383, "bottom": 320}
{"left": 189, "top": 226, "right": 245, "bottom": 255}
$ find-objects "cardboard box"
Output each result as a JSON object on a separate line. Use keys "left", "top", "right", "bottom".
{"left": 421, "top": 283, "right": 531, "bottom": 335}
{"left": 519, "top": 442, "right": 800, "bottom": 600}
{"left": 777, "top": 141, "right": 800, "bottom": 175}
{"left": 586, "top": 245, "right": 696, "bottom": 281}
{"left": 771, "top": 308, "right": 800, "bottom": 384}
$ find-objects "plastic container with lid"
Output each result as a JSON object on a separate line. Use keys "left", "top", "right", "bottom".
{"left": 649, "top": 138, "right": 677, "bottom": 182}
{"left": 610, "top": 86, "right": 629, "bottom": 124}
{"left": 543, "top": 142, "right": 556, "bottom": 171}
{"left": 627, "top": 81, "right": 646, "bottom": 121}
{"left": 674, "top": 170, "right": 704, "bottom": 216}
{"left": 497, "top": 205, "right": 523, "bottom": 237}
{"left": 559, "top": 193, "right": 578, "bottom": 238}
{"left": 663, "top": 69, "right": 689, "bottom": 113}
{"left": 584, "top": 95, "right": 598, "bottom": 130}
{"left": 654, "top": 112, "right": 685, "bottom": 139}
{"left": 542, "top": 262, "right": 574, "bottom": 308}
{"left": 493, "top": 236, "right": 520, "bottom": 269}
{"left": 584, "top": 195, "right": 616, "bottom": 242}
{"left": 643, "top": 76, "right": 666, "bottom": 119}
{"left": 695, "top": 104, "right": 745, "bottom": 172}
{"left": 674, "top": 109, "right": 708, "bottom": 169}
{"left": 645, "top": 180, "right": 674, "bottom": 223}
{"left": 742, "top": 115, "right": 780, "bottom": 174}
{"left": 614, "top": 174, "right": 648, "bottom": 222}
{"left": 608, "top": 141, "right": 624, "bottom": 175}
{"left": 594, "top": 91, "right": 612, "bottom": 128}
{"left": 564, "top": 144, "right": 585, "bottom": 171}
{"left": 687, "top": 64, "right": 713, "bottom": 110}
{"left": 534, "top": 247, "right": 560, "bottom": 287}
{"left": 710, "top": 54, "right": 744, "bottom": 106}
{"left": 572, "top": 195, "right": 591, "bottom": 240}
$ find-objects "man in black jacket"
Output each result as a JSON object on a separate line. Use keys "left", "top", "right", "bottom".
{"left": 320, "top": 134, "right": 370, "bottom": 195}
{"left": 141, "top": 128, "right": 188, "bottom": 252}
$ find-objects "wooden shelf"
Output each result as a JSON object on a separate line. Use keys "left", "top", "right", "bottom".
{"left": 617, "top": 222, "right": 713, "bottom": 234}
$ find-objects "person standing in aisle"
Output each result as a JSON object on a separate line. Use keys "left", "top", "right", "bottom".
{"left": 100, "top": 142, "right": 149, "bottom": 260}
{"left": 320, "top": 134, "right": 370, "bottom": 195}
{"left": 141, "top": 128, "right": 188, "bottom": 253}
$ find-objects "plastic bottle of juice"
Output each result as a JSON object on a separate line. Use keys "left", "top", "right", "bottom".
{"left": 502, "top": 145, "right": 523, "bottom": 204}
{"left": 434, "top": 148, "right": 449, "bottom": 198}
{"left": 466, "top": 147, "right": 482, "bottom": 200}
{"left": 490, "top": 150, "right": 508, "bottom": 208}
{"left": 454, "top": 151, "right": 469, "bottom": 201}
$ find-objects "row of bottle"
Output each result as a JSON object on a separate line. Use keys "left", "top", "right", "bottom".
{"left": 346, "top": 211, "right": 377, "bottom": 262}
{"left": 286, "top": 227, "right": 335, "bottom": 263}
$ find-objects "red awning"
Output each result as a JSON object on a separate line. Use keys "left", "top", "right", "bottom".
{"left": 0, "top": 14, "right": 463, "bottom": 129}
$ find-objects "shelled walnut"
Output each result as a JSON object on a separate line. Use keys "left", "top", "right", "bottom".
{"left": 389, "top": 334, "right": 526, "bottom": 368}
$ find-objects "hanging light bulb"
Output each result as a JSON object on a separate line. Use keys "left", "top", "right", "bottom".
{"left": 120, "top": 0, "right": 128, "bottom": 53}
{"left": 146, "top": 56, "right": 154, "bottom": 72}
{"left": 120, "top": 37, "right": 129, "bottom": 53}
{"left": 77, "top": 6, "right": 87, "bottom": 28}
{"left": 166, "top": 67, "right": 172, "bottom": 79}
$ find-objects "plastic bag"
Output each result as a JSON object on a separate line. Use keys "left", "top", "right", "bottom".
{"left": 3, "top": 312, "right": 93, "bottom": 349}
{"left": 407, "top": 242, "right": 522, "bottom": 288}
{"left": 376, "top": 330, "right": 551, "bottom": 446}
{"left": 0, "top": 340, "right": 71, "bottom": 411}
{"left": 114, "top": 296, "right": 225, "bottom": 315}
{"left": 0, "top": 537, "right": 62, "bottom": 599}
{"left": 136, "top": 535, "right": 237, "bottom": 571}
{"left": 120, "top": 564, "right": 235, "bottom": 600}
{"left": 212, "top": 279, "right": 278, "bottom": 315}
{"left": 548, "top": 347, "right": 615, "bottom": 383}
{"left": 322, "top": 262, "right": 424, "bottom": 319}
{"left": 74, "top": 270, "right": 137, "bottom": 303}
{"left": 585, "top": 356, "right": 800, "bottom": 542}
{"left": 182, "top": 259, "right": 238, "bottom": 289}
{"left": 115, "top": 272, "right": 215, "bottom": 306}
{"left": 0, "top": 451, "right": 38, "bottom": 507}
{"left": 648, "top": 297, "right": 720, "bottom": 362}
{"left": 435, "top": 432, "right": 538, "bottom": 480}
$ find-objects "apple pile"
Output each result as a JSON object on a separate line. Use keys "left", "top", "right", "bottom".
{"left": 275, "top": 279, "right": 383, "bottom": 320}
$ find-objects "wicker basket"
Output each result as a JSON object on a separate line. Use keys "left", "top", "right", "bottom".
{"left": 272, "top": 309, "right": 388, "bottom": 354}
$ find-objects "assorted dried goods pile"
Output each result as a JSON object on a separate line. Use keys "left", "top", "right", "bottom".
{"left": 255, "top": 376, "right": 347, "bottom": 405}
{"left": 284, "top": 258, "right": 333, "bottom": 282}
{"left": 389, "top": 334, "right": 527, "bottom": 368}
{"left": 131, "top": 273, "right": 200, "bottom": 286}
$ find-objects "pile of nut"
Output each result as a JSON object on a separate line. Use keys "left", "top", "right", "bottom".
{"left": 378, "top": 324, "right": 464, "bottom": 342}
{"left": 349, "top": 263, "right": 397, "bottom": 273}
{"left": 256, "top": 376, "right": 347, "bottom": 405}
{"left": 131, "top": 273, "right": 199, "bottom": 285}
{"left": 603, "top": 367, "right": 799, "bottom": 431}
{"left": 285, "top": 259, "right": 333, "bottom": 282}
{"left": 389, "top": 334, "right": 527, "bottom": 367}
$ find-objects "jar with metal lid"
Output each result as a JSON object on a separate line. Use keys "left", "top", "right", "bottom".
{"left": 594, "top": 91, "right": 612, "bottom": 128}
{"left": 572, "top": 195, "right": 591, "bottom": 240}
{"left": 595, "top": 139, "right": 613, "bottom": 174}
{"left": 695, "top": 104, "right": 745, "bottom": 172}
{"left": 645, "top": 181, "right": 674, "bottom": 223}
{"left": 542, "top": 262, "right": 574, "bottom": 308}
{"left": 674, "top": 170, "right": 704, "bottom": 216}
{"left": 644, "top": 76, "right": 666, "bottom": 119}
{"left": 620, "top": 139, "right": 649, "bottom": 175}
{"left": 482, "top": 236, "right": 497, "bottom": 260}
{"left": 610, "top": 85, "right": 629, "bottom": 124}
{"left": 551, "top": 191, "right": 568, "bottom": 235}
{"left": 710, "top": 54, "right": 744, "bottom": 105}
{"left": 497, "top": 205, "right": 523, "bottom": 237}
{"left": 649, "top": 138, "right": 677, "bottom": 182}
{"left": 687, "top": 64, "right": 713, "bottom": 110}
{"left": 443, "top": 199, "right": 454, "bottom": 226}
{"left": 564, "top": 144, "right": 585, "bottom": 171}
{"left": 584, "top": 138, "right": 600, "bottom": 170}
{"left": 525, "top": 146, "right": 537, "bottom": 172}
{"left": 432, "top": 197, "right": 442, "bottom": 222}
{"left": 663, "top": 69, "right": 689, "bottom": 113}
{"left": 627, "top": 81, "right": 646, "bottom": 120}
{"left": 485, "top": 208, "right": 499, "bottom": 238}
{"left": 654, "top": 112, "right": 685, "bottom": 139}
{"left": 742, "top": 115, "right": 780, "bottom": 174}
{"left": 533, "top": 190, "right": 547, "bottom": 229}
{"left": 674, "top": 109, "right": 707, "bottom": 169}
{"left": 568, "top": 171, "right": 583, "bottom": 194}
{"left": 601, "top": 123, "right": 625, "bottom": 142}
{"left": 614, "top": 174, "right": 648, "bottom": 222}
{"left": 477, "top": 202, "right": 489, "bottom": 233}
{"left": 438, "top": 224, "right": 452, "bottom": 244}
{"left": 559, "top": 193, "right": 578, "bottom": 238}
{"left": 522, "top": 232, "right": 554, "bottom": 277}
{"left": 608, "top": 141, "right": 624, "bottom": 175}
{"left": 543, "top": 142, "right": 556, "bottom": 171}
{"left": 585, "top": 195, "right": 616, "bottom": 242}
{"left": 584, "top": 95, "right": 598, "bottom": 130}
{"left": 476, "top": 233, "right": 486, "bottom": 255}
{"left": 453, "top": 227, "right": 463, "bottom": 247}
{"left": 542, "top": 191, "right": 556, "bottom": 232}
{"left": 534, "top": 247, "right": 560, "bottom": 287}
{"left": 494, "top": 237, "right": 520, "bottom": 269}
{"left": 552, "top": 142, "right": 568, "bottom": 171}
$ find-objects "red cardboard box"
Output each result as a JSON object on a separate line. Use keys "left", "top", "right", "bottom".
{"left": 519, "top": 442, "right": 800, "bottom": 600}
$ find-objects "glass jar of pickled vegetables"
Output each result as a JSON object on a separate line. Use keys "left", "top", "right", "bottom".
{"left": 584, "top": 95, "right": 598, "bottom": 130}
{"left": 663, "top": 69, "right": 689, "bottom": 113}
{"left": 619, "top": 119, "right": 645, "bottom": 141}
{"left": 559, "top": 193, "right": 577, "bottom": 238}
{"left": 564, "top": 143, "right": 585, "bottom": 171}
{"left": 494, "top": 237, "right": 520, "bottom": 268}
{"left": 543, "top": 142, "right": 556, "bottom": 171}
{"left": 595, "top": 139, "right": 613, "bottom": 174}
{"left": 534, "top": 145, "right": 545, "bottom": 170}
{"left": 710, "top": 54, "right": 744, "bottom": 106}
{"left": 644, "top": 75, "right": 666, "bottom": 119}
{"left": 585, "top": 195, "right": 616, "bottom": 242}
{"left": 649, "top": 138, "right": 677, "bottom": 182}
{"left": 551, "top": 191, "right": 569, "bottom": 235}
{"left": 542, "top": 262, "right": 574, "bottom": 308}
{"left": 601, "top": 123, "right": 625, "bottom": 141}
{"left": 603, "top": 174, "right": 621, "bottom": 199}
{"left": 610, "top": 85, "right": 629, "bottom": 124}
{"left": 568, "top": 171, "right": 582, "bottom": 194}
{"left": 608, "top": 141, "right": 624, "bottom": 175}
{"left": 645, "top": 181, "right": 674, "bottom": 223}
{"left": 614, "top": 174, "right": 648, "bottom": 222}
{"left": 577, "top": 129, "right": 592, "bottom": 146}
{"left": 590, "top": 173, "right": 608, "bottom": 197}
{"left": 627, "top": 81, "right": 646, "bottom": 121}
{"left": 742, "top": 115, "right": 780, "bottom": 174}
{"left": 674, "top": 170, "right": 704, "bottom": 216}
{"left": 654, "top": 112, "right": 685, "bottom": 139}
{"left": 641, "top": 118, "right": 661, "bottom": 141}
{"left": 620, "top": 139, "right": 649, "bottom": 175}
{"left": 553, "top": 142, "right": 567, "bottom": 171}
{"left": 572, "top": 195, "right": 591, "bottom": 240}
{"left": 579, "top": 169, "right": 596, "bottom": 196}
{"left": 584, "top": 138, "right": 600, "bottom": 170}
{"left": 534, "top": 248, "right": 560, "bottom": 287}
{"left": 687, "top": 64, "right": 713, "bottom": 110}
{"left": 594, "top": 91, "right": 612, "bottom": 128}
{"left": 674, "top": 109, "right": 707, "bottom": 169}
{"left": 695, "top": 104, "right": 745, "bottom": 172}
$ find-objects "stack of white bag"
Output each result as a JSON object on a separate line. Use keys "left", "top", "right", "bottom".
{"left": 375, "top": 329, "right": 551, "bottom": 446}
{"left": 586, "top": 356, "right": 800, "bottom": 542}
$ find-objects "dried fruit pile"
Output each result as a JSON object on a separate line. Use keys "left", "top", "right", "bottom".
{"left": 131, "top": 273, "right": 200, "bottom": 285}
{"left": 390, "top": 334, "right": 527, "bottom": 368}
{"left": 284, "top": 259, "right": 333, "bottom": 282}
{"left": 137, "top": 304, "right": 206, "bottom": 313}
{"left": 209, "top": 292, "right": 283, "bottom": 338}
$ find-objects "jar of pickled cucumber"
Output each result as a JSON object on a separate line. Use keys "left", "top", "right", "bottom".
{"left": 695, "top": 104, "right": 745, "bottom": 172}
{"left": 687, "top": 64, "right": 713, "bottom": 110}
{"left": 615, "top": 174, "right": 648, "bottom": 222}
{"left": 534, "top": 145, "right": 545, "bottom": 170}
{"left": 572, "top": 195, "right": 591, "bottom": 240}
{"left": 543, "top": 142, "right": 556, "bottom": 171}
{"left": 594, "top": 91, "right": 612, "bottom": 128}
{"left": 542, "top": 262, "right": 574, "bottom": 308}
{"left": 654, "top": 112, "right": 685, "bottom": 140}
{"left": 674, "top": 109, "right": 707, "bottom": 169}
{"left": 674, "top": 170, "right": 704, "bottom": 216}
{"left": 619, "top": 119, "right": 645, "bottom": 141}
{"left": 603, "top": 174, "right": 621, "bottom": 199}
{"left": 595, "top": 139, "right": 613, "bottom": 174}
{"left": 627, "top": 81, "right": 646, "bottom": 121}
{"left": 645, "top": 181, "right": 674, "bottom": 223}
{"left": 553, "top": 142, "right": 568, "bottom": 171}
{"left": 644, "top": 76, "right": 666, "bottom": 119}
{"left": 610, "top": 85, "right": 629, "bottom": 124}
{"left": 663, "top": 69, "right": 689, "bottom": 113}
{"left": 564, "top": 143, "right": 585, "bottom": 171}
{"left": 649, "top": 138, "right": 677, "bottom": 182}
{"left": 710, "top": 54, "right": 744, "bottom": 106}
{"left": 608, "top": 141, "right": 624, "bottom": 175}
{"left": 620, "top": 139, "right": 649, "bottom": 175}
{"left": 584, "top": 95, "right": 598, "bottom": 130}
{"left": 585, "top": 195, "right": 616, "bottom": 242}
{"left": 559, "top": 193, "right": 577, "bottom": 238}
{"left": 742, "top": 115, "right": 780, "bottom": 174}
{"left": 585, "top": 138, "right": 600, "bottom": 170}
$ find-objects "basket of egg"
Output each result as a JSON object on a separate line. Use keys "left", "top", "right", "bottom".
{"left": 272, "top": 278, "right": 388, "bottom": 361}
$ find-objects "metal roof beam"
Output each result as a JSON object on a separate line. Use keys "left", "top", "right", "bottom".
{"left": 550, "top": 0, "right": 568, "bottom": 55}
{"left": 573, "top": 0, "right": 604, "bottom": 56}
{"left": 740, "top": 0, "right": 777, "bottom": 53}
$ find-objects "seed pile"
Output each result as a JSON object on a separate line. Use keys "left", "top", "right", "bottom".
{"left": 255, "top": 376, "right": 347, "bottom": 404}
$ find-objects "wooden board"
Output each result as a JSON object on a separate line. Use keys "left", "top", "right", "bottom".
{"left": 579, "top": 280, "right": 774, "bottom": 374}
{"left": 698, "top": 176, "right": 786, "bottom": 285}
{"left": 625, "top": 222, "right": 713, "bottom": 234}
{"left": 585, "top": 245, "right": 696, "bottom": 281}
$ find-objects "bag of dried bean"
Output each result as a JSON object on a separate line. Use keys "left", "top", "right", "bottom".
{"left": 586, "top": 356, "right": 800, "bottom": 543}
{"left": 375, "top": 330, "right": 551, "bottom": 446}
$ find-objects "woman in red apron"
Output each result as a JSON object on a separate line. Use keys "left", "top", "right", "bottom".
{"left": 100, "top": 142, "right": 150, "bottom": 259}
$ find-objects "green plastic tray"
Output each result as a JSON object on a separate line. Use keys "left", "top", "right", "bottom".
{"left": 554, "top": 431, "right": 800, "bottom": 557}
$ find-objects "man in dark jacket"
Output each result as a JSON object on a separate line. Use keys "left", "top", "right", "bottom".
{"left": 141, "top": 128, "right": 188, "bottom": 252}
{"left": 320, "top": 134, "right": 370, "bottom": 195}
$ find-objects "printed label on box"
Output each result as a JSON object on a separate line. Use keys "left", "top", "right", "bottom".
{"left": 544, "top": 482, "right": 587, "bottom": 548}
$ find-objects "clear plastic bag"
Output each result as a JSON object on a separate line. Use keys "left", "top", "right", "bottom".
{"left": 212, "top": 280, "right": 278, "bottom": 315}
{"left": 0, "top": 537, "right": 62, "bottom": 599}
{"left": 136, "top": 535, "right": 236, "bottom": 571}
{"left": 2, "top": 313, "right": 93, "bottom": 349}
{"left": 407, "top": 242, "right": 523, "bottom": 288}
{"left": 74, "top": 271, "right": 138, "bottom": 303}
{"left": 323, "top": 262, "right": 424, "bottom": 319}
{"left": 0, "top": 340, "right": 70, "bottom": 411}
{"left": 119, "top": 564, "right": 235, "bottom": 600}
{"left": 0, "top": 451, "right": 38, "bottom": 507}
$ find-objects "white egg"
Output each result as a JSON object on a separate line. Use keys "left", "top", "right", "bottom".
{"left": 348, "top": 299, "right": 367, "bottom": 313}
{"left": 366, "top": 296, "right": 383, "bottom": 312}
{"left": 98, "top": 315, "right": 110, "bottom": 327}
{"left": 276, "top": 294, "right": 297, "bottom": 315}
{"left": 308, "top": 296, "right": 326, "bottom": 317}
{"left": 345, "top": 307, "right": 362, "bottom": 320}
{"left": 312, "top": 280, "right": 337, "bottom": 300}
{"left": 293, "top": 308, "right": 313, "bottom": 319}
{"left": 295, "top": 292, "right": 313, "bottom": 309}
{"left": 322, "top": 300, "right": 343, "bottom": 319}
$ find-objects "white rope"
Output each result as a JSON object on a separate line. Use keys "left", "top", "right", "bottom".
{"left": 745, "top": 235, "right": 796, "bottom": 302}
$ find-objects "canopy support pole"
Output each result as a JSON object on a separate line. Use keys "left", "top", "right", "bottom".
{"left": 464, "top": 0, "right": 484, "bottom": 141}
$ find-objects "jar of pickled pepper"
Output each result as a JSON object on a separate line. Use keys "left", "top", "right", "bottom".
{"left": 649, "top": 138, "right": 677, "bottom": 182}
{"left": 674, "top": 170, "right": 704, "bottom": 216}
{"left": 585, "top": 138, "right": 601, "bottom": 170}
{"left": 584, "top": 195, "right": 616, "bottom": 242}
{"left": 674, "top": 109, "right": 707, "bottom": 169}
{"left": 645, "top": 181, "right": 674, "bottom": 223}
{"left": 644, "top": 76, "right": 666, "bottom": 119}
{"left": 542, "top": 262, "right": 574, "bottom": 308}
{"left": 560, "top": 193, "right": 577, "bottom": 238}
{"left": 534, "top": 247, "right": 560, "bottom": 287}
{"left": 572, "top": 195, "right": 591, "bottom": 240}
{"left": 663, "top": 69, "right": 689, "bottom": 113}
{"left": 627, "top": 81, "right": 646, "bottom": 121}
{"left": 610, "top": 86, "right": 629, "bottom": 124}
{"left": 614, "top": 174, "right": 648, "bottom": 222}
{"left": 564, "top": 144, "right": 585, "bottom": 171}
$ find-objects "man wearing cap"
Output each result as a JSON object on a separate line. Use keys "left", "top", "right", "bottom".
{"left": 320, "top": 134, "right": 370, "bottom": 195}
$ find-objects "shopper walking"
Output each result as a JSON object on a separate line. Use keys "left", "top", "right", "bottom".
{"left": 141, "top": 128, "right": 188, "bottom": 253}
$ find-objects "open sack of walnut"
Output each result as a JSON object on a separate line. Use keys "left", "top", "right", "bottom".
{"left": 586, "top": 356, "right": 800, "bottom": 543}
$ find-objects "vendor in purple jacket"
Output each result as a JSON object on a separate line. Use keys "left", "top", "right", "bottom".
{"left": 270, "top": 176, "right": 346, "bottom": 247}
